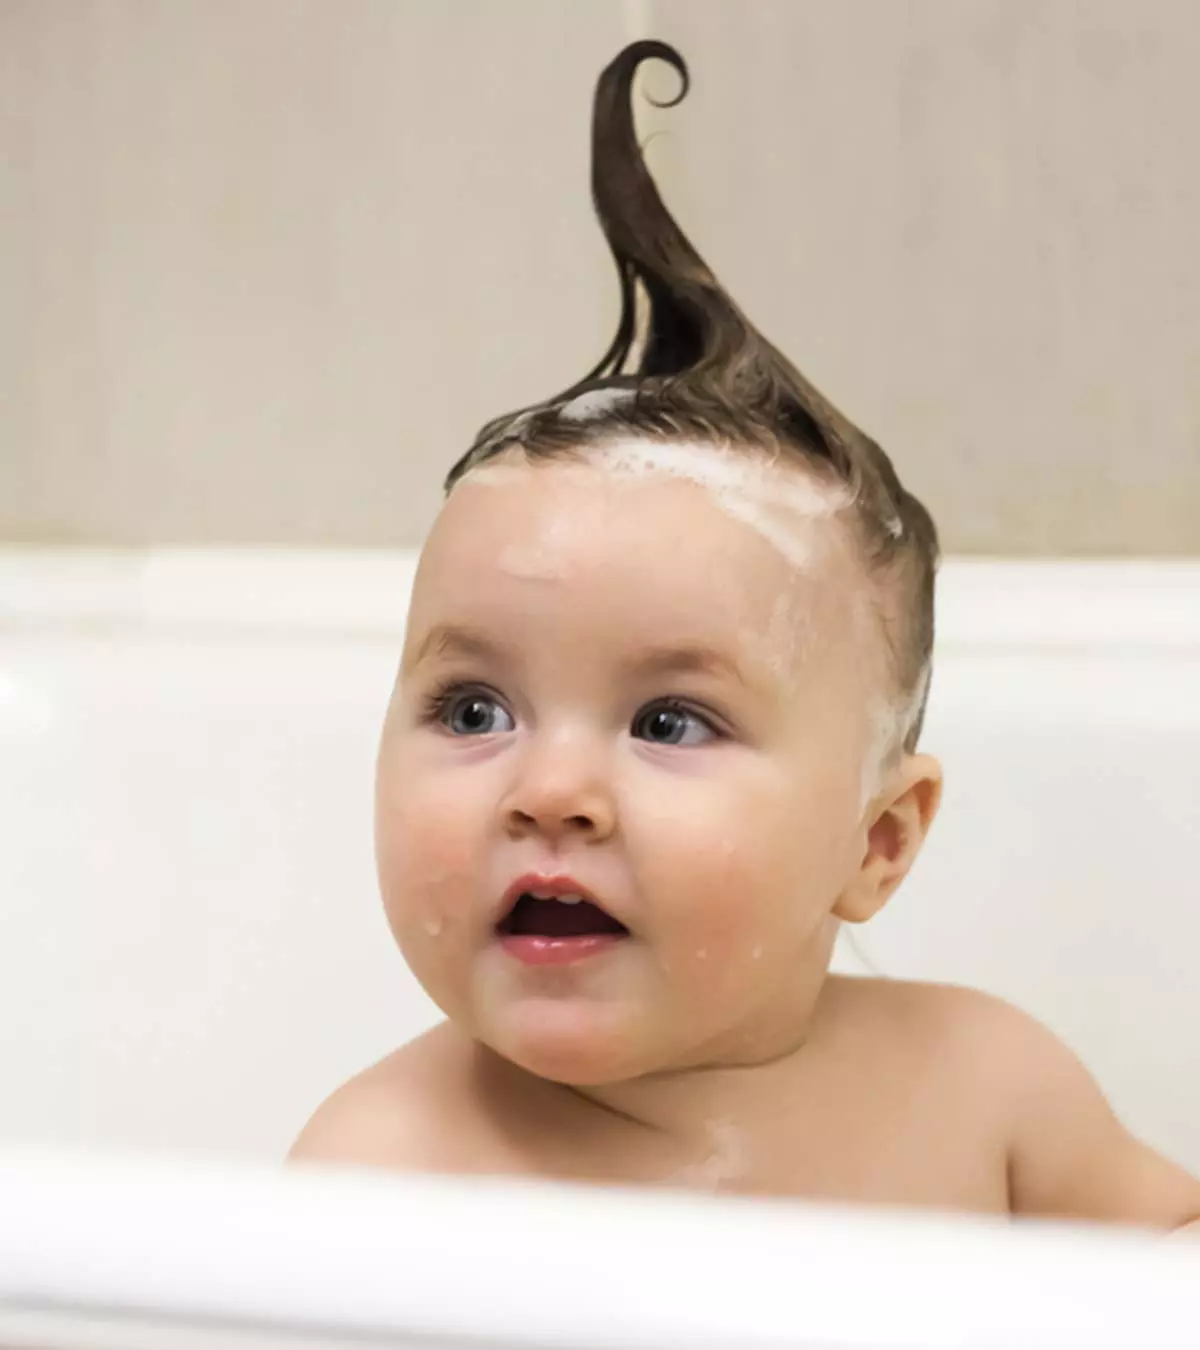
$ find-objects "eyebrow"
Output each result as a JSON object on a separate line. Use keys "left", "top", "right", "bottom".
{"left": 406, "top": 627, "right": 753, "bottom": 688}
{"left": 625, "top": 644, "right": 751, "bottom": 687}
{"left": 404, "top": 624, "right": 511, "bottom": 672}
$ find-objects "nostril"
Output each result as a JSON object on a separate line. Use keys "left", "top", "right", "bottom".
{"left": 503, "top": 795, "right": 611, "bottom": 841}
{"left": 506, "top": 807, "right": 595, "bottom": 832}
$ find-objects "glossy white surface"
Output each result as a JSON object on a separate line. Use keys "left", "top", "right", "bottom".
{"left": 1, "top": 1152, "right": 1198, "bottom": 1350}
{"left": 1, "top": 552, "right": 1198, "bottom": 1170}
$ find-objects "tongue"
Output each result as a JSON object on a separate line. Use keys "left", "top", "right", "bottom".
{"left": 505, "top": 896, "right": 626, "bottom": 939}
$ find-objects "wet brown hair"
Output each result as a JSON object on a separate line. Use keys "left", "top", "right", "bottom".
{"left": 445, "top": 40, "right": 939, "bottom": 751}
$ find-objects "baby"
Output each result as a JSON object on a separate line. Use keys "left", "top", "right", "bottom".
{"left": 291, "top": 40, "right": 1200, "bottom": 1230}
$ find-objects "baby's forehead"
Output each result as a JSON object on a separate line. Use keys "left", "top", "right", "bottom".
{"left": 414, "top": 447, "right": 874, "bottom": 677}
{"left": 433, "top": 449, "right": 841, "bottom": 587}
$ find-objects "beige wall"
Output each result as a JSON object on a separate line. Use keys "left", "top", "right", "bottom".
{"left": 3, "top": 0, "right": 1198, "bottom": 552}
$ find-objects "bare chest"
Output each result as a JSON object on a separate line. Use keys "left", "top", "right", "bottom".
{"left": 457, "top": 1065, "right": 1011, "bottom": 1217}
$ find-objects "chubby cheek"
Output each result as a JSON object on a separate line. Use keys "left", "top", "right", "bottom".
{"left": 374, "top": 740, "right": 490, "bottom": 974}
{"left": 622, "top": 760, "right": 848, "bottom": 985}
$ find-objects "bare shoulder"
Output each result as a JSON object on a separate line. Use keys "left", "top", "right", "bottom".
{"left": 820, "top": 974, "right": 1105, "bottom": 1120}
{"left": 826, "top": 975, "right": 1200, "bottom": 1228}
{"left": 820, "top": 973, "right": 1036, "bottom": 1062}
{"left": 287, "top": 1022, "right": 473, "bottom": 1170}
{"left": 828, "top": 974, "right": 1129, "bottom": 1104}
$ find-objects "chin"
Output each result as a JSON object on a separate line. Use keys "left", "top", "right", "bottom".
{"left": 483, "top": 1002, "right": 656, "bottom": 1086}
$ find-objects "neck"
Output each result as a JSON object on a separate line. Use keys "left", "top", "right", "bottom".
{"left": 575, "top": 920, "right": 839, "bottom": 1142}
{"left": 571, "top": 995, "right": 824, "bottom": 1140}
{"left": 474, "top": 973, "right": 840, "bottom": 1193}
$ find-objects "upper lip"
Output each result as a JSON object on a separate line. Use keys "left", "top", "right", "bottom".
{"left": 495, "top": 873, "right": 626, "bottom": 930}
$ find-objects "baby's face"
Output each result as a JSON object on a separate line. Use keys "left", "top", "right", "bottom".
{"left": 376, "top": 450, "right": 887, "bottom": 1083}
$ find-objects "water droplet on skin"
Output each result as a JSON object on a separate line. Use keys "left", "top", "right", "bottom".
{"left": 751, "top": 945, "right": 763, "bottom": 960}
{"left": 696, "top": 948, "right": 707, "bottom": 961}
{"left": 423, "top": 918, "right": 443, "bottom": 938}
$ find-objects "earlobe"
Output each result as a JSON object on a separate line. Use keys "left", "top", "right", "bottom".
{"left": 833, "top": 754, "right": 943, "bottom": 924}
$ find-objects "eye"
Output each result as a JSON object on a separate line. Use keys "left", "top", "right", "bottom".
{"left": 631, "top": 700, "right": 717, "bottom": 747}
{"left": 439, "top": 691, "right": 515, "bottom": 737}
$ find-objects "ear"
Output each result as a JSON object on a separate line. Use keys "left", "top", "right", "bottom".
{"left": 833, "top": 753, "right": 943, "bottom": 924}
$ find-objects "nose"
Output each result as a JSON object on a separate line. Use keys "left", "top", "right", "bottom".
{"left": 500, "top": 730, "right": 617, "bottom": 844}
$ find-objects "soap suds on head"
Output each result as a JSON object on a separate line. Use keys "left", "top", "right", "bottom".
{"left": 557, "top": 387, "right": 638, "bottom": 423}
{"left": 860, "top": 697, "right": 899, "bottom": 807}
{"left": 859, "top": 662, "right": 930, "bottom": 808}
{"left": 597, "top": 439, "right": 851, "bottom": 570}
{"left": 459, "top": 437, "right": 851, "bottom": 573}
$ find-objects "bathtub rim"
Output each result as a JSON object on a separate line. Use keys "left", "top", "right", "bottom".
{"left": 0, "top": 1149, "right": 1198, "bottom": 1350}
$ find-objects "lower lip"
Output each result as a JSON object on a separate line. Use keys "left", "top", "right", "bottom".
{"left": 498, "top": 934, "right": 626, "bottom": 966}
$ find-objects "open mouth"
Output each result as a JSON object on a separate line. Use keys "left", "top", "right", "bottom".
{"left": 495, "top": 890, "right": 629, "bottom": 965}
{"left": 497, "top": 893, "right": 629, "bottom": 940}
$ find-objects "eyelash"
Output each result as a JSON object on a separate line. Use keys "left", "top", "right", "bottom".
{"left": 633, "top": 698, "right": 725, "bottom": 744}
{"left": 419, "top": 681, "right": 507, "bottom": 726}
{"left": 418, "top": 681, "right": 727, "bottom": 742}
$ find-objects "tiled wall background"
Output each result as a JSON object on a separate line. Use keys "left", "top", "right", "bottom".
{"left": 3, "top": 0, "right": 1198, "bottom": 552}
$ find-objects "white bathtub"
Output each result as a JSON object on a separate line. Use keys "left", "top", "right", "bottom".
{"left": 1, "top": 550, "right": 1198, "bottom": 1174}
{"left": 2, "top": 1151, "right": 1199, "bottom": 1350}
